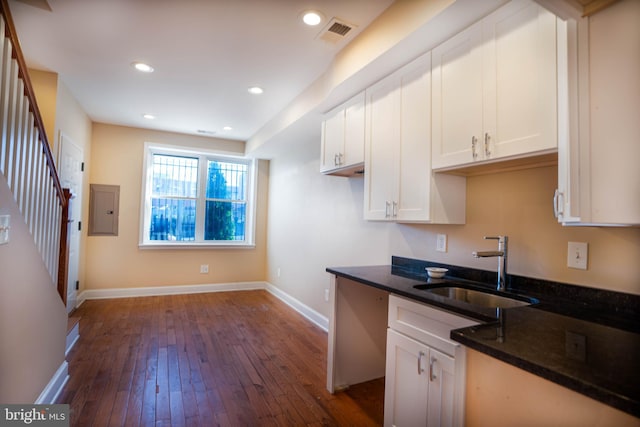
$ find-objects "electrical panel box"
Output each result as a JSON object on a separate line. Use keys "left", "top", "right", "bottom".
{"left": 89, "top": 184, "right": 120, "bottom": 236}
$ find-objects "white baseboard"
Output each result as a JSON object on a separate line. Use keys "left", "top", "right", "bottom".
{"left": 78, "top": 281, "right": 266, "bottom": 302}
{"left": 77, "top": 281, "right": 329, "bottom": 332}
{"left": 66, "top": 322, "right": 80, "bottom": 357}
{"left": 35, "top": 361, "right": 68, "bottom": 404}
{"left": 265, "top": 283, "right": 329, "bottom": 331}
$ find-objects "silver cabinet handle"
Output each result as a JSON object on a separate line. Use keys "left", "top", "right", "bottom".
{"left": 385, "top": 201, "right": 391, "bottom": 218}
{"left": 392, "top": 201, "right": 398, "bottom": 218}
{"left": 472, "top": 136, "right": 478, "bottom": 159}
{"left": 484, "top": 132, "right": 491, "bottom": 157}
{"left": 334, "top": 153, "right": 340, "bottom": 166}
{"left": 429, "top": 356, "right": 437, "bottom": 381}
{"left": 553, "top": 189, "right": 564, "bottom": 219}
{"left": 418, "top": 351, "right": 426, "bottom": 375}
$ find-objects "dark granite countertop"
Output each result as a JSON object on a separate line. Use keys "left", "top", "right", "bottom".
{"left": 326, "top": 257, "right": 640, "bottom": 418}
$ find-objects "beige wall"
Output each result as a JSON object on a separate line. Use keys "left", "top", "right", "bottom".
{"left": 465, "top": 349, "right": 640, "bottom": 427}
{"left": 85, "top": 123, "right": 267, "bottom": 290}
{"left": 0, "top": 176, "right": 67, "bottom": 403}
{"left": 31, "top": 70, "right": 93, "bottom": 308}
{"left": 28, "top": 69, "right": 57, "bottom": 147}
{"left": 266, "top": 136, "right": 392, "bottom": 315}
{"left": 391, "top": 166, "right": 640, "bottom": 295}
{"left": 266, "top": 133, "right": 640, "bottom": 320}
{"left": 54, "top": 78, "right": 93, "bottom": 304}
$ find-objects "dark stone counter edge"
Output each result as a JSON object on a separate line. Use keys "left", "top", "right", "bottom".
{"left": 451, "top": 330, "right": 640, "bottom": 419}
{"left": 326, "top": 258, "right": 640, "bottom": 419}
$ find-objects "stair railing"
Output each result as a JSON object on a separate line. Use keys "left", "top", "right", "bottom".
{"left": 0, "top": 0, "right": 70, "bottom": 305}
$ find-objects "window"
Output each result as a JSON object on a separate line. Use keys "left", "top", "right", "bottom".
{"left": 140, "top": 144, "right": 256, "bottom": 247}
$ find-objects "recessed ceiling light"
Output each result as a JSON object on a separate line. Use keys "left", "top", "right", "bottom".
{"left": 248, "top": 86, "right": 264, "bottom": 95}
{"left": 143, "top": 113, "right": 156, "bottom": 120}
{"left": 132, "top": 62, "right": 154, "bottom": 73}
{"left": 302, "top": 10, "right": 323, "bottom": 26}
{"left": 223, "top": 126, "right": 233, "bottom": 131}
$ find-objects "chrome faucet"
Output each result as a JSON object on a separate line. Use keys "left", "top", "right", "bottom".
{"left": 473, "top": 236, "right": 508, "bottom": 291}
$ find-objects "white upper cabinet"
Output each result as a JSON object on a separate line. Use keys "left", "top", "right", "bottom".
{"left": 432, "top": 0, "right": 558, "bottom": 170}
{"left": 364, "top": 52, "right": 465, "bottom": 223}
{"left": 320, "top": 92, "right": 365, "bottom": 176}
{"left": 555, "top": 0, "right": 640, "bottom": 226}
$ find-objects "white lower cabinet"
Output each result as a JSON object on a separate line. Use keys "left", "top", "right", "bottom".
{"left": 385, "top": 295, "right": 479, "bottom": 427}
{"left": 385, "top": 329, "right": 455, "bottom": 427}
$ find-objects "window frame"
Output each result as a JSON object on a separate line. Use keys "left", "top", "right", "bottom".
{"left": 139, "top": 143, "right": 257, "bottom": 249}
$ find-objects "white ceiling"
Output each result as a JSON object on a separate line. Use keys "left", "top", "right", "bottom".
{"left": 8, "top": 0, "right": 394, "bottom": 142}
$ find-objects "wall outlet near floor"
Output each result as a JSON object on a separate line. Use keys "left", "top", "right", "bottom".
{"left": 200, "top": 264, "right": 209, "bottom": 274}
{"left": 436, "top": 234, "right": 448, "bottom": 252}
{"left": 567, "top": 242, "right": 588, "bottom": 270}
{"left": 324, "top": 289, "right": 330, "bottom": 302}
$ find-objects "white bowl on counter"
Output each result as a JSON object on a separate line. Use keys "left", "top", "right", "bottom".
{"left": 426, "top": 267, "right": 448, "bottom": 278}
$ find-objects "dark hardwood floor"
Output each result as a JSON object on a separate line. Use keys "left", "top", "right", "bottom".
{"left": 58, "top": 290, "right": 384, "bottom": 426}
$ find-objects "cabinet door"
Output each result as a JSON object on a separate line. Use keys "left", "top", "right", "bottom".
{"left": 432, "top": 21, "right": 484, "bottom": 170}
{"left": 385, "top": 330, "right": 456, "bottom": 427}
{"left": 426, "top": 347, "right": 456, "bottom": 427}
{"left": 483, "top": 0, "right": 557, "bottom": 160}
{"left": 320, "top": 106, "right": 345, "bottom": 173}
{"left": 384, "top": 329, "right": 429, "bottom": 427}
{"left": 397, "top": 52, "right": 432, "bottom": 222}
{"left": 364, "top": 75, "right": 400, "bottom": 221}
{"left": 343, "top": 92, "right": 366, "bottom": 170}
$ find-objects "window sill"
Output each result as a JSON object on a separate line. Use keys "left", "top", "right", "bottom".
{"left": 139, "top": 242, "right": 255, "bottom": 250}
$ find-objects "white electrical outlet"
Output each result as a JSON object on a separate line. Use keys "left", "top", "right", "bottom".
{"left": 277, "top": 267, "right": 281, "bottom": 278}
{"left": 567, "top": 242, "right": 588, "bottom": 270}
{"left": 324, "top": 289, "right": 330, "bottom": 302}
{"left": 436, "top": 234, "right": 447, "bottom": 252}
{"left": 200, "top": 264, "right": 209, "bottom": 274}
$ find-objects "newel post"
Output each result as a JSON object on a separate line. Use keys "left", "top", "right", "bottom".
{"left": 57, "top": 188, "right": 72, "bottom": 306}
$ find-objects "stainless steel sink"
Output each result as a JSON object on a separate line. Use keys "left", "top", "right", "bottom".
{"left": 414, "top": 285, "right": 535, "bottom": 309}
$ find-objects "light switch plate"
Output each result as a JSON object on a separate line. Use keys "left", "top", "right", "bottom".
{"left": 567, "top": 242, "right": 588, "bottom": 270}
{"left": 436, "top": 234, "right": 447, "bottom": 252}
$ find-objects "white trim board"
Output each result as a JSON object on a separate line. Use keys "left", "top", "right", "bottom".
{"left": 35, "top": 361, "right": 68, "bottom": 404}
{"left": 265, "top": 283, "right": 329, "bottom": 331}
{"left": 77, "top": 281, "right": 329, "bottom": 332}
{"left": 65, "top": 322, "right": 80, "bottom": 357}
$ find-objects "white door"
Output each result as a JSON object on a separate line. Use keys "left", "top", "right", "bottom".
{"left": 58, "top": 133, "right": 83, "bottom": 313}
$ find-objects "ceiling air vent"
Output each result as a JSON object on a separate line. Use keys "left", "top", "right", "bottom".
{"left": 317, "top": 18, "right": 357, "bottom": 44}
